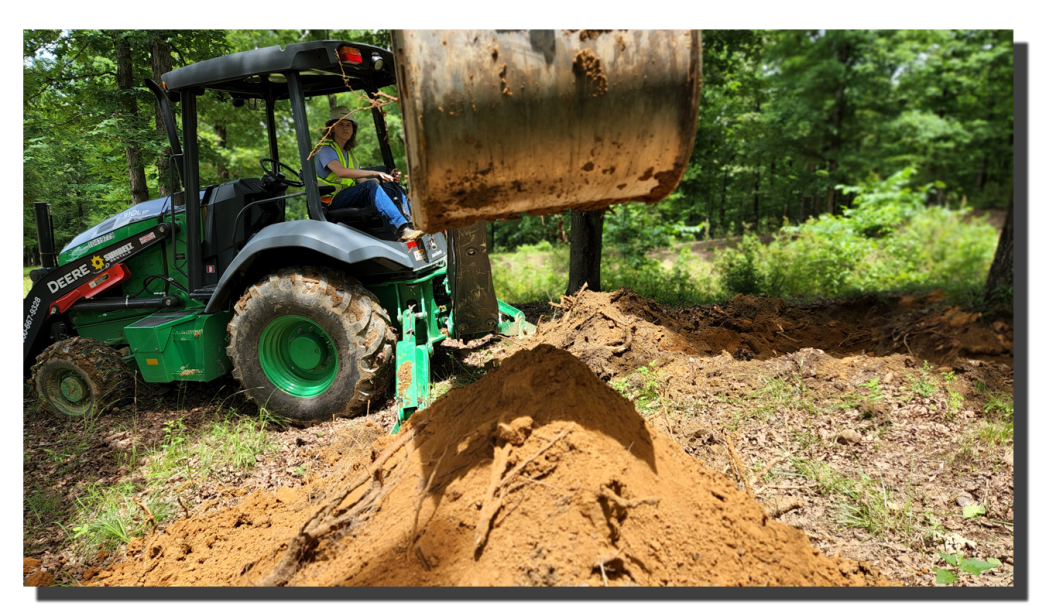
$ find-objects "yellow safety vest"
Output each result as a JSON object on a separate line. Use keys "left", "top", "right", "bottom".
{"left": 316, "top": 140, "right": 358, "bottom": 194}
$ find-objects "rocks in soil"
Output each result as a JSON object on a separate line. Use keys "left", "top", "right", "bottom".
{"left": 836, "top": 429, "right": 862, "bottom": 446}
{"left": 91, "top": 345, "right": 894, "bottom": 587}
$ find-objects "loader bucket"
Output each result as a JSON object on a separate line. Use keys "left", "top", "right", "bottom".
{"left": 391, "top": 29, "right": 702, "bottom": 231}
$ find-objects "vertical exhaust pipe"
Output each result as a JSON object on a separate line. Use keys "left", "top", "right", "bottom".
{"left": 33, "top": 201, "right": 56, "bottom": 268}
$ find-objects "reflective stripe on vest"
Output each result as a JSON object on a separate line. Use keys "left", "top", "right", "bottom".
{"left": 316, "top": 140, "right": 357, "bottom": 193}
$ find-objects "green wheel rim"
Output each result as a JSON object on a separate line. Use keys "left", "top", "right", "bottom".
{"left": 45, "top": 370, "right": 92, "bottom": 417}
{"left": 259, "top": 315, "right": 339, "bottom": 397}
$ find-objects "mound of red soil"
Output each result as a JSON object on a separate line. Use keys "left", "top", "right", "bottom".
{"left": 93, "top": 345, "right": 891, "bottom": 587}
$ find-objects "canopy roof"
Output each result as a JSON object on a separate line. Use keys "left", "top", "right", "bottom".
{"left": 161, "top": 40, "right": 396, "bottom": 99}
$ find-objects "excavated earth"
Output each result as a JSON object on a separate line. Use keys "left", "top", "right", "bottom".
{"left": 92, "top": 344, "right": 891, "bottom": 587}
{"left": 28, "top": 287, "right": 1012, "bottom": 587}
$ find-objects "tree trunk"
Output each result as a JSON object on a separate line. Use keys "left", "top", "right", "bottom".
{"left": 976, "top": 154, "right": 988, "bottom": 193}
{"left": 719, "top": 167, "right": 729, "bottom": 232}
{"left": 984, "top": 203, "right": 1013, "bottom": 299}
{"left": 114, "top": 32, "right": 150, "bottom": 205}
{"left": 150, "top": 35, "right": 176, "bottom": 196}
{"left": 826, "top": 40, "right": 848, "bottom": 217}
{"left": 825, "top": 160, "right": 838, "bottom": 215}
{"left": 751, "top": 170, "right": 761, "bottom": 230}
{"left": 567, "top": 209, "right": 605, "bottom": 295}
{"left": 800, "top": 161, "right": 815, "bottom": 222}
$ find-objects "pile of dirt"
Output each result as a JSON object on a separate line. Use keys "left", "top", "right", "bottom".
{"left": 93, "top": 345, "right": 892, "bottom": 586}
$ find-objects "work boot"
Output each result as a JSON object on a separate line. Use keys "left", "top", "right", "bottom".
{"left": 397, "top": 225, "right": 424, "bottom": 241}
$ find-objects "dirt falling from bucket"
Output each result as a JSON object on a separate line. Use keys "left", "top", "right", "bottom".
{"left": 93, "top": 345, "right": 891, "bottom": 587}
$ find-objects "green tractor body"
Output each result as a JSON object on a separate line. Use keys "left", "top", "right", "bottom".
{"left": 25, "top": 39, "right": 531, "bottom": 428}
{"left": 25, "top": 31, "right": 702, "bottom": 427}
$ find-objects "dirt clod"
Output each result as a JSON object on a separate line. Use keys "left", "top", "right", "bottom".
{"left": 25, "top": 570, "right": 55, "bottom": 587}
{"left": 572, "top": 49, "right": 608, "bottom": 97}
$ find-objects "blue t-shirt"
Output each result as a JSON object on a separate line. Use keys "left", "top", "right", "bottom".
{"left": 315, "top": 145, "right": 354, "bottom": 179}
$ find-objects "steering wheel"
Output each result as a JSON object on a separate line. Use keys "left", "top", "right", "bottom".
{"left": 260, "top": 158, "right": 304, "bottom": 187}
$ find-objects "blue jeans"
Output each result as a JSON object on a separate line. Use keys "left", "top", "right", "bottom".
{"left": 329, "top": 181, "right": 409, "bottom": 230}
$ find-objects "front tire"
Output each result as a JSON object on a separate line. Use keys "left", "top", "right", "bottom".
{"left": 33, "top": 337, "right": 133, "bottom": 419}
{"left": 227, "top": 267, "right": 396, "bottom": 424}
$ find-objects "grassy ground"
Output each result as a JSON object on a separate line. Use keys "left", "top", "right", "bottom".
{"left": 491, "top": 206, "right": 1000, "bottom": 308}
{"left": 24, "top": 266, "right": 34, "bottom": 298}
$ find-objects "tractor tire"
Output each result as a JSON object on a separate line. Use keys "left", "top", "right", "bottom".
{"left": 227, "top": 267, "right": 396, "bottom": 424}
{"left": 32, "top": 337, "right": 134, "bottom": 419}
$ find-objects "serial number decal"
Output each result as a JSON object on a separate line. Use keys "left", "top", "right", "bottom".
{"left": 85, "top": 232, "right": 115, "bottom": 250}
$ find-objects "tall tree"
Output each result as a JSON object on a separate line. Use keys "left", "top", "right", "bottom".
{"left": 112, "top": 31, "right": 150, "bottom": 205}
{"left": 150, "top": 32, "right": 177, "bottom": 196}
{"left": 985, "top": 205, "right": 1013, "bottom": 299}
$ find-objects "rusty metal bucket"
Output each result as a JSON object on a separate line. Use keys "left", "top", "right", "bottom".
{"left": 391, "top": 29, "right": 702, "bottom": 231}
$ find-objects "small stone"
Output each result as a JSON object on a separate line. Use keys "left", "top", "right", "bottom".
{"left": 955, "top": 494, "right": 975, "bottom": 507}
{"left": 686, "top": 421, "right": 710, "bottom": 440}
{"left": 836, "top": 429, "right": 861, "bottom": 445}
{"left": 941, "top": 533, "right": 976, "bottom": 555}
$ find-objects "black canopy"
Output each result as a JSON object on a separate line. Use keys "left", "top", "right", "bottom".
{"left": 161, "top": 40, "right": 396, "bottom": 99}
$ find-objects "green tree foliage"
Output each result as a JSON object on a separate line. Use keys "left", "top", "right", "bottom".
{"left": 24, "top": 29, "right": 1013, "bottom": 285}
{"left": 23, "top": 29, "right": 398, "bottom": 263}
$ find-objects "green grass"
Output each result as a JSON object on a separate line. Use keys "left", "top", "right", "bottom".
{"left": 490, "top": 241, "right": 569, "bottom": 303}
{"left": 145, "top": 413, "right": 279, "bottom": 484}
{"left": 68, "top": 482, "right": 177, "bottom": 556}
{"left": 611, "top": 363, "right": 667, "bottom": 418}
{"left": 491, "top": 241, "right": 725, "bottom": 306}
{"left": 489, "top": 201, "right": 997, "bottom": 309}
{"left": 24, "top": 266, "right": 34, "bottom": 298}
{"left": 948, "top": 381, "right": 1013, "bottom": 468}
{"left": 975, "top": 381, "right": 1014, "bottom": 420}
{"left": 62, "top": 409, "right": 279, "bottom": 559}
{"left": 791, "top": 458, "right": 918, "bottom": 537}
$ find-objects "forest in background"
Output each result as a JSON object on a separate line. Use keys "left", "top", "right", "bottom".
{"left": 23, "top": 29, "right": 1014, "bottom": 281}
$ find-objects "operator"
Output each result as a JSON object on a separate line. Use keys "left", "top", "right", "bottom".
{"left": 315, "top": 106, "right": 423, "bottom": 241}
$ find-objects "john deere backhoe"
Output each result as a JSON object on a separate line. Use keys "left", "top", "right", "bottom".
{"left": 23, "top": 30, "right": 702, "bottom": 429}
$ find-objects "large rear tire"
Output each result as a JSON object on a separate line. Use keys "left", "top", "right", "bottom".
{"left": 33, "top": 337, "right": 133, "bottom": 419}
{"left": 227, "top": 267, "right": 396, "bottom": 424}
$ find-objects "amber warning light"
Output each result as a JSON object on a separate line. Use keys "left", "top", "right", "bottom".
{"left": 337, "top": 46, "right": 363, "bottom": 64}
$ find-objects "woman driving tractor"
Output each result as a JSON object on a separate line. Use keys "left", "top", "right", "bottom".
{"left": 314, "top": 106, "right": 423, "bottom": 241}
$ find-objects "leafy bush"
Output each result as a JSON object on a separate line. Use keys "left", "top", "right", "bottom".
{"left": 603, "top": 248, "right": 720, "bottom": 306}
{"left": 712, "top": 167, "right": 998, "bottom": 300}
